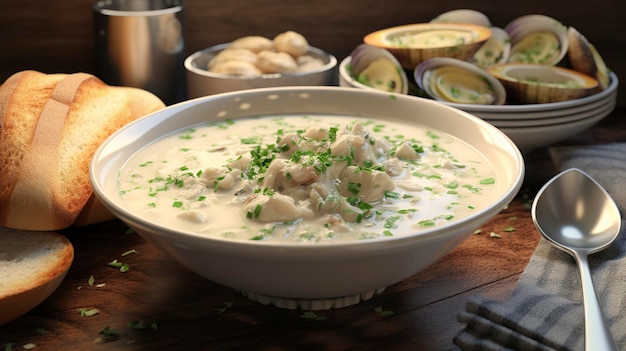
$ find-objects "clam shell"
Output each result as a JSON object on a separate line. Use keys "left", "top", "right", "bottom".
{"left": 430, "top": 9, "right": 491, "bottom": 27}
{"left": 505, "top": 14, "right": 569, "bottom": 66}
{"left": 567, "top": 26, "right": 610, "bottom": 90}
{"left": 349, "top": 44, "right": 409, "bottom": 94}
{"left": 488, "top": 63, "right": 599, "bottom": 103}
{"left": 415, "top": 57, "right": 506, "bottom": 105}
{"left": 363, "top": 23, "right": 491, "bottom": 69}
{"left": 472, "top": 27, "right": 511, "bottom": 68}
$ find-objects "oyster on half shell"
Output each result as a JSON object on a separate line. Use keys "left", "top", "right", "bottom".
{"left": 415, "top": 57, "right": 506, "bottom": 105}
{"left": 348, "top": 44, "right": 409, "bottom": 94}
{"left": 505, "top": 14, "right": 569, "bottom": 66}
{"left": 488, "top": 63, "right": 599, "bottom": 103}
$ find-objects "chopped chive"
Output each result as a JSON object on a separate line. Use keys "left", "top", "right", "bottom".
{"left": 253, "top": 204, "right": 262, "bottom": 218}
{"left": 77, "top": 308, "right": 99, "bottom": 317}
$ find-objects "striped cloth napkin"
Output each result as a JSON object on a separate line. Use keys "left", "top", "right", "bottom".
{"left": 453, "top": 143, "right": 626, "bottom": 351}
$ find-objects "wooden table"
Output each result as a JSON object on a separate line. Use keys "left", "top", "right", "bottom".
{"left": 2, "top": 107, "right": 625, "bottom": 350}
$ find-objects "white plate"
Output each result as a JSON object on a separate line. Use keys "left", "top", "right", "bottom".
{"left": 338, "top": 56, "right": 618, "bottom": 123}
{"left": 500, "top": 107, "right": 610, "bottom": 152}
{"left": 487, "top": 100, "right": 615, "bottom": 128}
{"left": 469, "top": 93, "right": 616, "bottom": 121}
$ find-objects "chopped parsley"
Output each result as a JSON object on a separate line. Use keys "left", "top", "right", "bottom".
{"left": 214, "top": 302, "right": 234, "bottom": 314}
{"left": 108, "top": 259, "right": 130, "bottom": 272}
{"left": 95, "top": 326, "right": 120, "bottom": 344}
{"left": 118, "top": 115, "right": 497, "bottom": 244}
{"left": 300, "top": 311, "right": 326, "bottom": 320}
{"left": 374, "top": 306, "right": 394, "bottom": 316}
{"left": 121, "top": 249, "right": 138, "bottom": 256}
{"left": 77, "top": 308, "right": 99, "bottom": 317}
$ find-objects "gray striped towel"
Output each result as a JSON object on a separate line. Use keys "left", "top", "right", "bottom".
{"left": 453, "top": 143, "right": 626, "bottom": 351}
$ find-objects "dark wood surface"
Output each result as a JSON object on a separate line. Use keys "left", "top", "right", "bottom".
{"left": 2, "top": 2, "right": 626, "bottom": 349}
{"left": 0, "top": 108, "right": 623, "bottom": 350}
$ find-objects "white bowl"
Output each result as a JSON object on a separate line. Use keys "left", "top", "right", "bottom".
{"left": 185, "top": 43, "right": 338, "bottom": 99}
{"left": 90, "top": 87, "right": 524, "bottom": 310}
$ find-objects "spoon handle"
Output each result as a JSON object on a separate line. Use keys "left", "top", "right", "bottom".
{"left": 576, "top": 253, "right": 620, "bottom": 351}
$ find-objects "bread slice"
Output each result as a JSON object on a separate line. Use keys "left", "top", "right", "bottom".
{"left": 0, "top": 71, "right": 67, "bottom": 215}
{"left": 0, "top": 70, "right": 165, "bottom": 230}
{"left": 0, "top": 226, "right": 73, "bottom": 326}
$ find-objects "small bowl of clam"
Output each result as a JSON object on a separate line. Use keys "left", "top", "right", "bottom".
{"left": 185, "top": 31, "right": 338, "bottom": 98}
{"left": 340, "top": 10, "right": 618, "bottom": 152}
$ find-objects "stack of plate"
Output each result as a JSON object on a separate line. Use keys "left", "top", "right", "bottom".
{"left": 338, "top": 56, "right": 618, "bottom": 153}
{"left": 444, "top": 72, "right": 618, "bottom": 152}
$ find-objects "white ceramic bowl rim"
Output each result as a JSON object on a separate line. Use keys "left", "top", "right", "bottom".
{"left": 184, "top": 43, "right": 338, "bottom": 80}
{"left": 90, "top": 86, "right": 524, "bottom": 252}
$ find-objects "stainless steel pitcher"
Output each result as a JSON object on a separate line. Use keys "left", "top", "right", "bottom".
{"left": 93, "top": 0, "right": 186, "bottom": 105}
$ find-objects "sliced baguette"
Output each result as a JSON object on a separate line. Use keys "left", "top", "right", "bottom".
{"left": 0, "top": 70, "right": 165, "bottom": 230}
{"left": 0, "top": 226, "right": 74, "bottom": 326}
{"left": 0, "top": 71, "right": 67, "bottom": 213}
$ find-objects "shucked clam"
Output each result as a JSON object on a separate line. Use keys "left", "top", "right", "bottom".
{"left": 347, "top": 44, "right": 408, "bottom": 94}
{"left": 415, "top": 57, "right": 506, "bottom": 105}
{"left": 206, "top": 31, "right": 327, "bottom": 77}
{"left": 488, "top": 63, "right": 599, "bottom": 103}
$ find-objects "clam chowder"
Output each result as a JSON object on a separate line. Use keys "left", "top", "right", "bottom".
{"left": 117, "top": 115, "right": 496, "bottom": 243}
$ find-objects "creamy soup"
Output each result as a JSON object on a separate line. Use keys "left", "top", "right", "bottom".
{"left": 117, "top": 115, "right": 496, "bottom": 243}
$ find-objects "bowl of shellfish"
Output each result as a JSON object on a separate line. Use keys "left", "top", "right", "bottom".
{"left": 340, "top": 11, "right": 618, "bottom": 152}
{"left": 185, "top": 31, "right": 338, "bottom": 98}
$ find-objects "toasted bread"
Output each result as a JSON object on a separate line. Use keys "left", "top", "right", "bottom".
{"left": 0, "top": 70, "right": 165, "bottom": 230}
{"left": 0, "top": 226, "right": 74, "bottom": 326}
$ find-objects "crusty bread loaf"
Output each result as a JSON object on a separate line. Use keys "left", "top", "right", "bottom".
{"left": 0, "top": 70, "right": 165, "bottom": 230}
{"left": 0, "top": 226, "right": 74, "bottom": 326}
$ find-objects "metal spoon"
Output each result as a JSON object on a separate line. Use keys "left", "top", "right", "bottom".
{"left": 532, "top": 168, "right": 621, "bottom": 351}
